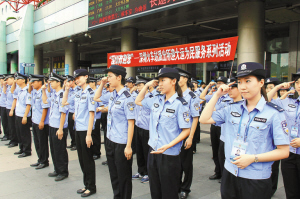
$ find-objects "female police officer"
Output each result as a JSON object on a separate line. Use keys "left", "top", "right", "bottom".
{"left": 94, "top": 65, "right": 135, "bottom": 199}
{"left": 135, "top": 67, "right": 191, "bottom": 199}
{"left": 200, "top": 62, "right": 289, "bottom": 199}
{"left": 266, "top": 69, "right": 300, "bottom": 199}
{"left": 63, "top": 69, "right": 97, "bottom": 197}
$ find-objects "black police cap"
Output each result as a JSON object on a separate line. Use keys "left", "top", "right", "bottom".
{"left": 29, "top": 74, "right": 45, "bottom": 82}
{"left": 89, "top": 77, "right": 98, "bottom": 82}
{"left": 66, "top": 75, "right": 74, "bottom": 82}
{"left": 126, "top": 76, "right": 136, "bottom": 83}
{"left": 190, "top": 77, "right": 198, "bottom": 84}
{"left": 136, "top": 75, "right": 151, "bottom": 85}
{"left": 15, "top": 73, "right": 28, "bottom": 80}
{"left": 292, "top": 68, "right": 300, "bottom": 80}
{"left": 236, "top": 62, "right": 266, "bottom": 78}
{"left": 265, "top": 77, "right": 281, "bottom": 86}
{"left": 104, "top": 65, "right": 127, "bottom": 78}
{"left": 174, "top": 67, "right": 191, "bottom": 78}
{"left": 74, "top": 69, "right": 89, "bottom": 78}
{"left": 4, "top": 74, "right": 14, "bottom": 80}
{"left": 216, "top": 76, "right": 228, "bottom": 84}
{"left": 49, "top": 72, "right": 64, "bottom": 82}
{"left": 156, "top": 68, "right": 180, "bottom": 81}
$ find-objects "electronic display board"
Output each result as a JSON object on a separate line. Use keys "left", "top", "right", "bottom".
{"left": 88, "top": 0, "right": 197, "bottom": 29}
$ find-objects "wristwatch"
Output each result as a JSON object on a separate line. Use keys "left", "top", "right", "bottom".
{"left": 254, "top": 154, "right": 259, "bottom": 163}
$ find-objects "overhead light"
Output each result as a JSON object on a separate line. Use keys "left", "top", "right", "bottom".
{"left": 84, "top": 33, "right": 91, "bottom": 38}
{"left": 265, "top": 19, "right": 274, "bottom": 24}
{"left": 199, "top": 25, "right": 221, "bottom": 31}
{"left": 69, "top": 39, "right": 73, "bottom": 43}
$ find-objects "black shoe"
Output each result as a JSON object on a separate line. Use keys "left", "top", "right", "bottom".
{"left": 193, "top": 151, "right": 196, "bottom": 154}
{"left": 77, "top": 188, "right": 86, "bottom": 194}
{"left": 70, "top": 146, "right": 77, "bottom": 151}
{"left": 30, "top": 162, "right": 40, "bottom": 167}
{"left": 219, "top": 178, "right": 222, "bottom": 183}
{"left": 48, "top": 171, "right": 58, "bottom": 177}
{"left": 81, "top": 190, "right": 96, "bottom": 197}
{"left": 18, "top": 153, "right": 31, "bottom": 158}
{"left": 102, "top": 161, "right": 108, "bottom": 165}
{"left": 14, "top": 150, "right": 23, "bottom": 155}
{"left": 5, "top": 142, "right": 11, "bottom": 146}
{"left": 36, "top": 164, "right": 49, "bottom": 170}
{"left": 179, "top": 192, "right": 188, "bottom": 199}
{"left": 66, "top": 145, "right": 72, "bottom": 149}
{"left": 1, "top": 137, "right": 8, "bottom": 141}
{"left": 8, "top": 143, "right": 18, "bottom": 148}
{"left": 93, "top": 155, "right": 100, "bottom": 160}
{"left": 209, "top": 174, "right": 222, "bottom": 180}
{"left": 55, "top": 175, "right": 68, "bottom": 181}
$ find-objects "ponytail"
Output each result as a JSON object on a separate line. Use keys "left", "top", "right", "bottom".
{"left": 255, "top": 76, "right": 268, "bottom": 102}
{"left": 175, "top": 80, "right": 183, "bottom": 97}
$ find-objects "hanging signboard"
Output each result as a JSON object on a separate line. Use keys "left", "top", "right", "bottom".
{"left": 107, "top": 36, "right": 238, "bottom": 68}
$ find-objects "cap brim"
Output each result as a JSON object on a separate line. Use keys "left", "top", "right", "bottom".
{"left": 236, "top": 69, "right": 266, "bottom": 78}
{"left": 157, "top": 73, "right": 180, "bottom": 80}
{"left": 104, "top": 68, "right": 126, "bottom": 77}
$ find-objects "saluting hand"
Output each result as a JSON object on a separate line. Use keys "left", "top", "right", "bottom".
{"left": 146, "top": 80, "right": 159, "bottom": 88}
{"left": 216, "top": 82, "right": 236, "bottom": 97}
{"left": 56, "top": 129, "right": 63, "bottom": 140}
{"left": 279, "top": 81, "right": 294, "bottom": 90}
{"left": 41, "top": 84, "right": 47, "bottom": 90}
{"left": 231, "top": 154, "right": 255, "bottom": 169}
{"left": 86, "top": 135, "right": 93, "bottom": 148}
{"left": 101, "top": 77, "right": 108, "bottom": 84}
{"left": 208, "top": 82, "right": 216, "bottom": 88}
{"left": 291, "top": 138, "right": 300, "bottom": 148}
{"left": 124, "top": 146, "right": 132, "bottom": 160}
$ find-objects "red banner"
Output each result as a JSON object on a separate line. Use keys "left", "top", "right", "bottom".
{"left": 107, "top": 37, "right": 238, "bottom": 68}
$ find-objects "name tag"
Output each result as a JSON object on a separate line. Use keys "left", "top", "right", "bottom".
{"left": 231, "top": 112, "right": 241, "bottom": 117}
{"left": 254, "top": 117, "right": 267, "bottom": 123}
{"left": 115, "top": 101, "right": 121, "bottom": 105}
{"left": 166, "top": 108, "right": 175, "bottom": 113}
{"left": 81, "top": 96, "right": 87, "bottom": 100}
{"left": 288, "top": 104, "right": 296, "bottom": 108}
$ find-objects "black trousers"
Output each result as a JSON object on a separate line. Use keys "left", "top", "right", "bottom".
{"left": 106, "top": 139, "right": 132, "bottom": 199}
{"left": 218, "top": 140, "right": 225, "bottom": 176}
{"left": 15, "top": 116, "right": 31, "bottom": 154}
{"left": 49, "top": 127, "right": 69, "bottom": 176}
{"left": 6, "top": 109, "right": 18, "bottom": 144}
{"left": 281, "top": 152, "right": 300, "bottom": 199}
{"left": 211, "top": 125, "right": 221, "bottom": 176}
{"left": 271, "top": 160, "right": 280, "bottom": 196}
{"left": 221, "top": 169, "right": 272, "bottom": 199}
{"left": 67, "top": 112, "right": 76, "bottom": 147}
{"left": 32, "top": 123, "right": 49, "bottom": 164}
{"left": 179, "top": 139, "right": 194, "bottom": 193}
{"left": 92, "top": 119, "right": 101, "bottom": 156}
{"left": 132, "top": 125, "right": 137, "bottom": 154}
{"left": 192, "top": 122, "right": 200, "bottom": 152}
{"left": 76, "top": 131, "right": 96, "bottom": 192}
{"left": 136, "top": 126, "right": 150, "bottom": 176}
{"left": 101, "top": 113, "right": 107, "bottom": 146}
{"left": 1, "top": 106, "right": 9, "bottom": 138}
{"left": 148, "top": 148, "right": 181, "bottom": 199}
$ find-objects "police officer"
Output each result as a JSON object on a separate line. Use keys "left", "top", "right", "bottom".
{"left": 200, "top": 62, "right": 290, "bottom": 199}
{"left": 94, "top": 65, "right": 135, "bottom": 199}
{"left": 42, "top": 72, "right": 69, "bottom": 181}
{"left": 63, "top": 69, "right": 97, "bottom": 197}
{"left": 135, "top": 68, "right": 191, "bottom": 199}
{"left": 265, "top": 77, "right": 281, "bottom": 102}
{"left": 266, "top": 69, "right": 300, "bottom": 199}
{"left": 175, "top": 68, "right": 200, "bottom": 199}
{"left": 89, "top": 77, "right": 101, "bottom": 160}
{"left": 14, "top": 73, "right": 32, "bottom": 158}
{"left": 132, "top": 76, "right": 152, "bottom": 183}
{"left": 200, "top": 76, "right": 228, "bottom": 180}
{"left": 28, "top": 74, "right": 50, "bottom": 169}
{"left": 64, "top": 75, "right": 77, "bottom": 151}
{"left": 0, "top": 75, "right": 5, "bottom": 139}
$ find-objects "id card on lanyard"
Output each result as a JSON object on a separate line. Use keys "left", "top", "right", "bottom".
{"left": 291, "top": 102, "right": 300, "bottom": 139}
{"left": 107, "top": 94, "right": 119, "bottom": 131}
{"left": 230, "top": 109, "right": 258, "bottom": 162}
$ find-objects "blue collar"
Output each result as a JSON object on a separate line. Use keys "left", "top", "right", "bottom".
{"left": 55, "top": 89, "right": 63, "bottom": 96}
{"left": 159, "top": 92, "right": 179, "bottom": 104}
{"left": 115, "top": 87, "right": 127, "bottom": 97}
{"left": 183, "top": 88, "right": 191, "bottom": 97}
{"left": 241, "top": 95, "right": 266, "bottom": 113}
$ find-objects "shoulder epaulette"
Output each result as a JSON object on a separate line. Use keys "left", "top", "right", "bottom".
{"left": 87, "top": 88, "right": 94, "bottom": 94}
{"left": 149, "top": 94, "right": 153, "bottom": 98}
{"left": 60, "top": 92, "right": 63, "bottom": 98}
{"left": 189, "top": 91, "right": 196, "bottom": 99}
{"left": 124, "top": 90, "right": 131, "bottom": 98}
{"left": 266, "top": 102, "right": 284, "bottom": 112}
{"left": 222, "top": 99, "right": 231, "bottom": 102}
{"left": 77, "top": 87, "right": 81, "bottom": 91}
{"left": 176, "top": 97, "right": 188, "bottom": 105}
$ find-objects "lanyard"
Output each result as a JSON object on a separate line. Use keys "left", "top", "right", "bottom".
{"left": 295, "top": 100, "right": 300, "bottom": 125}
{"left": 237, "top": 109, "right": 259, "bottom": 142}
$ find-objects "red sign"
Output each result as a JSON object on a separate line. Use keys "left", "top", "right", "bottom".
{"left": 107, "top": 36, "right": 238, "bottom": 68}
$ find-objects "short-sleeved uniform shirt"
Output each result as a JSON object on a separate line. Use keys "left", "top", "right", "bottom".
{"left": 28, "top": 89, "right": 50, "bottom": 125}
{"left": 142, "top": 92, "right": 191, "bottom": 155}
{"left": 7, "top": 85, "right": 19, "bottom": 109}
{"left": 182, "top": 89, "right": 200, "bottom": 124}
{"left": 135, "top": 92, "right": 152, "bottom": 130}
{"left": 211, "top": 96, "right": 289, "bottom": 179}
{"left": 0, "top": 85, "right": 6, "bottom": 107}
{"left": 15, "top": 86, "right": 31, "bottom": 117}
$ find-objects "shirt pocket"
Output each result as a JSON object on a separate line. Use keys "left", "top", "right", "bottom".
{"left": 229, "top": 117, "right": 240, "bottom": 136}
{"left": 160, "top": 112, "right": 177, "bottom": 128}
{"left": 248, "top": 122, "right": 270, "bottom": 143}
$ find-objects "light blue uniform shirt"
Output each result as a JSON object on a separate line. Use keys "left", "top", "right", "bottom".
{"left": 205, "top": 91, "right": 216, "bottom": 103}
{"left": 107, "top": 88, "right": 135, "bottom": 144}
{"left": 135, "top": 92, "right": 152, "bottom": 130}
{"left": 100, "top": 91, "right": 111, "bottom": 107}
{"left": 182, "top": 89, "right": 200, "bottom": 121}
{"left": 212, "top": 96, "right": 289, "bottom": 179}
{"left": 15, "top": 86, "right": 31, "bottom": 117}
{"left": 48, "top": 89, "right": 69, "bottom": 129}
{"left": 74, "top": 85, "right": 97, "bottom": 131}
{"left": 272, "top": 97, "right": 300, "bottom": 154}
{"left": 7, "top": 85, "right": 18, "bottom": 109}
{"left": 29, "top": 89, "right": 50, "bottom": 125}
{"left": 67, "top": 86, "right": 78, "bottom": 113}
{"left": 95, "top": 101, "right": 102, "bottom": 120}
{"left": 142, "top": 92, "right": 191, "bottom": 155}
{"left": 131, "top": 90, "right": 139, "bottom": 100}
{"left": 0, "top": 86, "right": 6, "bottom": 107}
{"left": 194, "top": 88, "right": 201, "bottom": 97}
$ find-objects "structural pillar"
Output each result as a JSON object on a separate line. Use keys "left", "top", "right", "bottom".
{"left": 65, "top": 42, "right": 78, "bottom": 75}
{"left": 0, "top": 21, "right": 7, "bottom": 74}
{"left": 34, "top": 49, "right": 43, "bottom": 74}
{"left": 121, "top": 28, "right": 138, "bottom": 78}
{"left": 237, "top": 0, "right": 265, "bottom": 65}
{"left": 10, "top": 53, "right": 18, "bottom": 73}
{"left": 19, "top": 4, "right": 34, "bottom": 75}
{"left": 289, "top": 21, "right": 300, "bottom": 80}
{"left": 203, "top": 63, "right": 207, "bottom": 83}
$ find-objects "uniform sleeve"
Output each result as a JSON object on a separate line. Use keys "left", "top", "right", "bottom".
{"left": 177, "top": 103, "right": 192, "bottom": 129}
{"left": 26, "top": 92, "right": 32, "bottom": 105}
{"left": 59, "top": 95, "right": 68, "bottom": 114}
{"left": 205, "top": 94, "right": 213, "bottom": 102}
{"left": 100, "top": 92, "right": 110, "bottom": 105}
{"left": 88, "top": 92, "right": 96, "bottom": 113}
{"left": 211, "top": 106, "right": 228, "bottom": 126}
{"left": 124, "top": 97, "right": 135, "bottom": 120}
{"left": 271, "top": 111, "right": 290, "bottom": 146}
{"left": 190, "top": 97, "right": 200, "bottom": 118}
{"left": 13, "top": 87, "right": 19, "bottom": 99}
{"left": 42, "top": 92, "right": 51, "bottom": 109}
{"left": 141, "top": 96, "right": 153, "bottom": 109}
